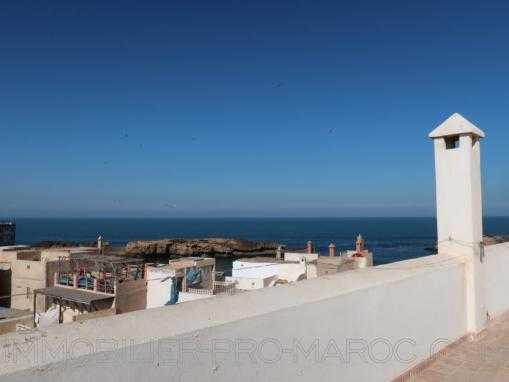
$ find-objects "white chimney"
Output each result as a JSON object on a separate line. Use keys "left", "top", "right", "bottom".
{"left": 430, "top": 112, "right": 486, "bottom": 332}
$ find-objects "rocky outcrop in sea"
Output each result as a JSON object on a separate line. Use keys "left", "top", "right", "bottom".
{"left": 424, "top": 235, "right": 509, "bottom": 253}
{"left": 483, "top": 235, "right": 509, "bottom": 246}
{"left": 125, "top": 238, "right": 280, "bottom": 257}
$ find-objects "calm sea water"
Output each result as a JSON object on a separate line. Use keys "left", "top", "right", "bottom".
{"left": 9, "top": 217, "right": 509, "bottom": 265}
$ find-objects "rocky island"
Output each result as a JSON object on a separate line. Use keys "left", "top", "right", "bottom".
{"left": 124, "top": 238, "right": 280, "bottom": 258}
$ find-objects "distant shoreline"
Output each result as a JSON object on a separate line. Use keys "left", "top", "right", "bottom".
{"left": 7, "top": 217, "right": 509, "bottom": 266}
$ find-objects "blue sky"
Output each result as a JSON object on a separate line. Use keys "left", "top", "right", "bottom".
{"left": 1, "top": 0, "right": 508, "bottom": 217}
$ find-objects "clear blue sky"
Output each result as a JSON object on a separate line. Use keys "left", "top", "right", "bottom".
{"left": 1, "top": 0, "right": 508, "bottom": 217}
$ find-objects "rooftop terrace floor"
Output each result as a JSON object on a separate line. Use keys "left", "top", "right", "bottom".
{"left": 409, "top": 312, "right": 509, "bottom": 381}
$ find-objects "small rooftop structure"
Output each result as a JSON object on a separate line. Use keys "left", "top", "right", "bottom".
{"left": 34, "top": 287, "right": 115, "bottom": 307}
{"left": 146, "top": 257, "right": 231, "bottom": 308}
{"left": 338, "top": 234, "right": 373, "bottom": 266}
{"left": 33, "top": 287, "right": 115, "bottom": 326}
{"left": 27, "top": 253, "right": 149, "bottom": 326}
{"left": 167, "top": 257, "right": 215, "bottom": 270}
{"left": 328, "top": 243, "right": 336, "bottom": 257}
{"left": 229, "top": 254, "right": 313, "bottom": 289}
{"left": 33, "top": 286, "right": 115, "bottom": 328}
{"left": 0, "top": 246, "right": 100, "bottom": 312}
{"left": 55, "top": 253, "right": 145, "bottom": 294}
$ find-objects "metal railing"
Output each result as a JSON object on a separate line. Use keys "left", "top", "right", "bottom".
{"left": 186, "top": 281, "right": 236, "bottom": 296}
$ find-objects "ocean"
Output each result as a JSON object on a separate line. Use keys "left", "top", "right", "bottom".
{"left": 10, "top": 217, "right": 509, "bottom": 265}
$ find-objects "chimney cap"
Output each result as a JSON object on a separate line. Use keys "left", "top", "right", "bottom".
{"left": 429, "top": 113, "right": 485, "bottom": 139}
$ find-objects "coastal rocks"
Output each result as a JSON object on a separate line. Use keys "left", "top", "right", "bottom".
{"left": 125, "top": 238, "right": 280, "bottom": 257}
{"left": 483, "top": 235, "right": 509, "bottom": 246}
{"left": 32, "top": 240, "right": 96, "bottom": 248}
{"left": 424, "top": 235, "right": 509, "bottom": 253}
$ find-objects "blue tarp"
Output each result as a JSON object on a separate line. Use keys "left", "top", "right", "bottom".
{"left": 165, "top": 277, "right": 179, "bottom": 305}
{"left": 186, "top": 267, "right": 202, "bottom": 287}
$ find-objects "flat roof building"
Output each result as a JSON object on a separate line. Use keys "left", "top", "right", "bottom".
{"left": 146, "top": 257, "right": 235, "bottom": 308}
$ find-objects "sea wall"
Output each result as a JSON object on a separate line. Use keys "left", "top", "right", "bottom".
{"left": 0, "top": 254, "right": 473, "bottom": 382}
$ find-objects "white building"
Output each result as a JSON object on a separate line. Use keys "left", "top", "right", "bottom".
{"left": 146, "top": 257, "right": 234, "bottom": 307}
{"left": 228, "top": 237, "right": 374, "bottom": 290}
{"left": 227, "top": 255, "right": 317, "bottom": 290}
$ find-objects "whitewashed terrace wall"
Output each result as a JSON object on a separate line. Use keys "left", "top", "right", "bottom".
{"left": 486, "top": 242, "right": 509, "bottom": 318}
{"left": 0, "top": 254, "right": 472, "bottom": 382}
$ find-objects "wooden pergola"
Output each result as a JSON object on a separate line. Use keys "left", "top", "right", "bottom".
{"left": 33, "top": 287, "right": 115, "bottom": 327}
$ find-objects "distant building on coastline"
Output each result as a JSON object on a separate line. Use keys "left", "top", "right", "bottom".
{"left": 0, "top": 222, "right": 15, "bottom": 246}
{"left": 226, "top": 236, "right": 374, "bottom": 290}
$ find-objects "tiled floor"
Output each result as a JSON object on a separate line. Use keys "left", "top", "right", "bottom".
{"left": 410, "top": 316, "right": 509, "bottom": 381}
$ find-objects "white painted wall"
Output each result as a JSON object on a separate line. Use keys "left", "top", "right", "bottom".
{"left": 225, "top": 275, "right": 277, "bottom": 290}
{"left": 284, "top": 252, "right": 319, "bottom": 262}
{"left": 232, "top": 260, "right": 279, "bottom": 279}
{"left": 232, "top": 260, "right": 307, "bottom": 283}
{"left": 0, "top": 254, "right": 470, "bottom": 382}
{"left": 276, "top": 263, "right": 307, "bottom": 282}
{"left": 486, "top": 242, "right": 509, "bottom": 318}
{"left": 146, "top": 267, "right": 175, "bottom": 309}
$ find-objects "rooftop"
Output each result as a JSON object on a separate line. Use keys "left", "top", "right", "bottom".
{"left": 167, "top": 257, "right": 215, "bottom": 269}
{"left": 407, "top": 312, "right": 509, "bottom": 381}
